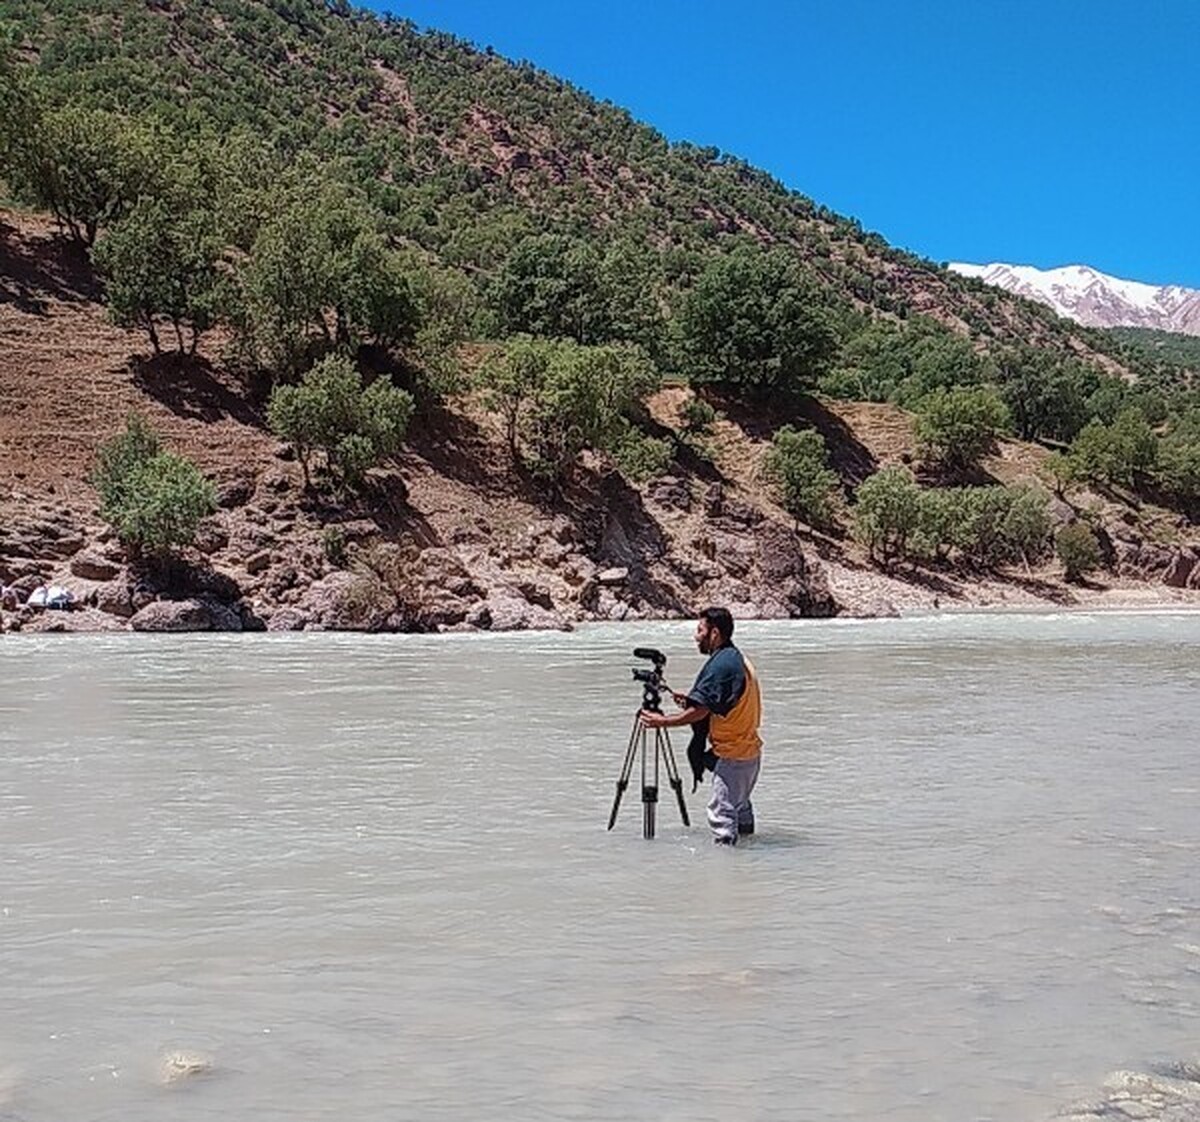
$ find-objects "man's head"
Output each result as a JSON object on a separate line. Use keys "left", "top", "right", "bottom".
{"left": 695, "top": 606, "right": 734, "bottom": 654}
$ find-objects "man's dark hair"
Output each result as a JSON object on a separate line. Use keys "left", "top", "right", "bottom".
{"left": 700, "top": 606, "right": 734, "bottom": 643}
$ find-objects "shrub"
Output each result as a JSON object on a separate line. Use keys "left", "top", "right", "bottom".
{"left": 853, "top": 467, "right": 922, "bottom": 564}
{"left": 267, "top": 354, "right": 414, "bottom": 490}
{"left": 679, "top": 396, "right": 717, "bottom": 434}
{"left": 611, "top": 424, "right": 673, "bottom": 482}
{"left": 321, "top": 525, "right": 348, "bottom": 566}
{"left": 763, "top": 425, "right": 840, "bottom": 529}
{"left": 1067, "top": 410, "right": 1157, "bottom": 488}
{"left": 91, "top": 414, "right": 215, "bottom": 557}
{"left": 478, "top": 337, "right": 659, "bottom": 481}
{"left": 1055, "top": 522, "right": 1102, "bottom": 582}
{"left": 914, "top": 385, "right": 1009, "bottom": 472}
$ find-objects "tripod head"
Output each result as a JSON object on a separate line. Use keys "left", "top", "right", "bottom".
{"left": 631, "top": 647, "right": 668, "bottom": 712}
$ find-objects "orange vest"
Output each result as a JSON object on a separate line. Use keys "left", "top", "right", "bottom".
{"left": 710, "top": 657, "right": 762, "bottom": 760}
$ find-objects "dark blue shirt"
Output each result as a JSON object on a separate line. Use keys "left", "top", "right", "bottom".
{"left": 686, "top": 644, "right": 747, "bottom": 717}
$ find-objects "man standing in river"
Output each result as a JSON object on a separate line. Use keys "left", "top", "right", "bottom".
{"left": 639, "top": 607, "right": 763, "bottom": 845}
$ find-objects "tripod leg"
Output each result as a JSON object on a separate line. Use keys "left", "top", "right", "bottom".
{"left": 642, "top": 722, "right": 657, "bottom": 839}
{"left": 607, "top": 713, "right": 642, "bottom": 830}
{"left": 659, "top": 729, "right": 691, "bottom": 828}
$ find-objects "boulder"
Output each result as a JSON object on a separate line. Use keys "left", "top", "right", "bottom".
{"left": 752, "top": 524, "right": 837, "bottom": 618}
{"left": 69, "top": 550, "right": 122, "bottom": 582}
{"left": 598, "top": 566, "right": 628, "bottom": 586}
{"left": 296, "top": 571, "right": 395, "bottom": 631}
{"left": 193, "top": 517, "right": 230, "bottom": 555}
{"left": 702, "top": 481, "right": 762, "bottom": 527}
{"left": 22, "top": 607, "right": 126, "bottom": 634}
{"left": 11, "top": 573, "right": 46, "bottom": 596}
{"left": 198, "top": 594, "right": 244, "bottom": 632}
{"left": 265, "top": 606, "right": 309, "bottom": 632}
{"left": 478, "top": 592, "right": 570, "bottom": 632}
{"left": 130, "top": 599, "right": 214, "bottom": 632}
{"left": 646, "top": 475, "right": 691, "bottom": 512}
{"left": 212, "top": 467, "right": 256, "bottom": 509}
{"left": 1162, "top": 547, "right": 1198, "bottom": 589}
{"left": 516, "top": 580, "right": 554, "bottom": 610}
{"left": 245, "top": 550, "right": 272, "bottom": 575}
{"left": 264, "top": 564, "right": 299, "bottom": 596}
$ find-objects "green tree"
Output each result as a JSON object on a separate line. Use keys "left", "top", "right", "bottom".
{"left": 487, "top": 233, "right": 608, "bottom": 343}
{"left": 523, "top": 342, "right": 659, "bottom": 480}
{"left": 677, "top": 246, "right": 837, "bottom": 401}
{"left": 478, "top": 337, "right": 659, "bottom": 480}
{"left": 1055, "top": 522, "right": 1102, "bottom": 583}
{"left": 1043, "top": 451, "right": 1079, "bottom": 498}
{"left": 410, "top": 262, "right": 480, "bottom": 398}
{"left": 1155, "top": 411, "right": 1200, "bottom": 516}
{"left": 912, "top": 487, "right": 964, "bottom": 562}
{"left": 91, "top": 414, "right": 216, "bottom": 557}
{"left": 853, "top": 467, "right": 923, "bottom": 565}
{"left": 914, "top": 385, "right": 1009, "bottom": 472}
{"left": 1067, "top": 409, "right": 1157, "bottom": 489}
{"left": 763, "top": 425, "right": 841, "bottom": 529}
{"left": 998, "top": 485, "right": 1053, "bottom": 568}
{"left": 994, "top": 346, "right": 1092, "bottom": 442}
{"left": 93, "top": 199, "right": 223, "bottom": 354}
{"left": 3, "top": 103, "right": 155, "bottom": 246}
{"left": 240, "top": 183, "right": 421, "bottom": 379}
{"left": 478, "top": 335, "right": 555, "bottom": 461}
{"left": 267, "top": 354, "right": 414, "bottom": 489}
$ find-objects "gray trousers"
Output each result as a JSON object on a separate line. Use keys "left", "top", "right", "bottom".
{"left": 706, "top": 756, "right": 761, "bottom": 844}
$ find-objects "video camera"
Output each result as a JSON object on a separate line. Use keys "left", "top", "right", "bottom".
{"left": 631, "top": 647, "right": 667, "bottom": 711}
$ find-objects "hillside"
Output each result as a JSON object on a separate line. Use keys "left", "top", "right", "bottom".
{"left": 3, "top": 209, "right": 1198, "bottom": 634}
{"left": 1108, "top": 327, "right": 1200, "bottom": 372}
{"left": 2, "top": 0, "right": 1200, "bottom": 632}
{"left": 0, "top": 0, "right": 1148, "bottom": 367}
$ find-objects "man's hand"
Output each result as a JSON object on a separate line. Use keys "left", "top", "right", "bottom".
{"left": 671, "top": 690, "right": 689, "bottom": 708}
{"left": 639, "top": 710, "right": 667, "bottom": 729}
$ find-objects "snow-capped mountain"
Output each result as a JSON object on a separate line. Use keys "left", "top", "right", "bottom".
{"left": 948, "top": 262, "right": 1200, "bottom": 336}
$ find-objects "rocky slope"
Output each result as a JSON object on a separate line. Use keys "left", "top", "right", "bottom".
{"left": 3, "top": 212, "right": 1200, "bottom": 635}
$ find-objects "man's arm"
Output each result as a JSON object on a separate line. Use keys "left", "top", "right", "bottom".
{"left": 640, "top": 704, "right": 710, "bottom": 729}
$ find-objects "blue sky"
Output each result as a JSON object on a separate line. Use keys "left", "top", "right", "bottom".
{"left": 364, "top": 1, "right": 1200, "bottom": 287}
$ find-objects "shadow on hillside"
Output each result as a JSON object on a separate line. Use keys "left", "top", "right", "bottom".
{"left": 0, "top": 220, "right": 102, "bottom": 313}
{"left": 130, "top": 353, "right": 262, "bottom": 428}
{"left": 1004, "top": 573, "right": 1078, "bottom": 604}
{"left": 557, "top": 466, "right": 686, "bottom": 613}
{"left": 401, "top": 402, "right": 526, "bottom": 500}
{"left": 915, "top": 461, "right": 1003, "bottom": 489}
{"left": 716, "top": 394, "right": 880, "bottom": 489}
{"left": 304, "top": 470, "right": 443, "bottom": 550}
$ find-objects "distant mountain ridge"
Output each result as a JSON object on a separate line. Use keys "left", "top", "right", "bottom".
{"left": 948, "top": 261, "right": 1200, "bottom": 337}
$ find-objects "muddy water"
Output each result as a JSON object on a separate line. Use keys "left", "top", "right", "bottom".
{"left": 2, "top": 613, "right": 1198, "bottom": 1121}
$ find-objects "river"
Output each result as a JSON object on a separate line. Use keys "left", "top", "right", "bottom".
{"left": 2, "top": 613, "right": 1198, "bottom": 1121}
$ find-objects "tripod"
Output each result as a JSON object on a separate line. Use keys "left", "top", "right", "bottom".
{"left": 607, "top": 685, "right": 690, "bottom": 838}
